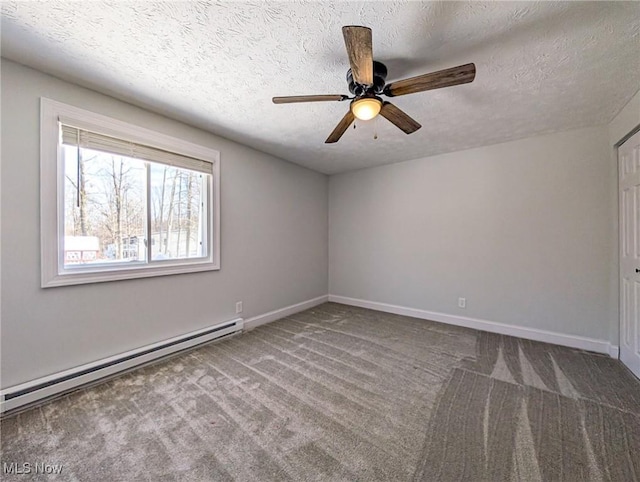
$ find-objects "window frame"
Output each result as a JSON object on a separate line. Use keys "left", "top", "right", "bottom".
{"left": 40, "top": 98, "right": 221, "bottom": 288}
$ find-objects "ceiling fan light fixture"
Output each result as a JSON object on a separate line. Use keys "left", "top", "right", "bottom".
{"left": 351, "top": 97, "right": 382, "bottom": 121}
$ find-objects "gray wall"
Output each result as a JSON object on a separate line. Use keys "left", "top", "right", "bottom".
{"left": 1, "top": 60, "right": 328, "bottom": 388}
{"left": 329, "top": 126, "right": 616, "bottom": 342}
{"left": 610, "top": 89, "right": 640, "bottom": 146}
{"left": 2, "top": 59, "right": 635, "bottom": 388}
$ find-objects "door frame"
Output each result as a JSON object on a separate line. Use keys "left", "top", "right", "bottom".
{"left": 616, "top": 123, "right": 640, "bottom": 366}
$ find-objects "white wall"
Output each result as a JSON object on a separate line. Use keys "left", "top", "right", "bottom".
{"left": 329, "top": 126, "right": 615, "bottom": 343}
{"left": 0, "top": 59, "right": 328, "bottom": 388}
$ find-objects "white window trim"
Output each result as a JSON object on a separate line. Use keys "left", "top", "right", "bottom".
{"left": 40, "top": 98, "right": 221, "bottom": 288}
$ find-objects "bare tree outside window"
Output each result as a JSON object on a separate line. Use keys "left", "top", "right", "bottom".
{"left": 150, "top": 165, "right": 203, "bottom": 260}
{"left": 63, "top": 146, "right": 204, "bottom": 267}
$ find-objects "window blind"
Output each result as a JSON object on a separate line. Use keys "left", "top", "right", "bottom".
{"left": 60, "top": 123, "right": 213, "bottom": 175}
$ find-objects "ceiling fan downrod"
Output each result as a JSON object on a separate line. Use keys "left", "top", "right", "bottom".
{"left": 347, "top": 60, "right": 388, "bottom": 96}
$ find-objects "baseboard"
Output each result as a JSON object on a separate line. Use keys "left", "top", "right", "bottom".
{"left": 244, "top": 295, "right": 329, "bottom": 330}
{"left": 329, "top": 295, "right": 618, "bottom": 357}
{"left": 608, "top": 344, "right": 620, "bottom": 359}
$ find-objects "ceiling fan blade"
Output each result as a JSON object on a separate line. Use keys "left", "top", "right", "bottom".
{"left": 384, "top": 63, "right": 476, "bottom": 97}
{"left": 273, "top": 95, "right": 348, "bottom": 104}
{"left": 325, "top": 110, "right": 356, "bottom": 144}
{"left": 342, "top": 26, "right": 373, "bottom": 85}
{"left": 379, "top": 102, "right": 421, "bottom": 134}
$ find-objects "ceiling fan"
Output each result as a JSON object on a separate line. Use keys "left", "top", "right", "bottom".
{"left": 273, "top": 26, "right": 476, "bottom": 144}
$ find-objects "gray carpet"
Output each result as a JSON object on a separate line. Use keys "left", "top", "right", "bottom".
{"left": 1, "top": 303, "right": 639, "bottom": 481}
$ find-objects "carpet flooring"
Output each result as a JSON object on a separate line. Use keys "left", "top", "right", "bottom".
{"left": 1, "top": 303, "right": 639, "bottom": 481}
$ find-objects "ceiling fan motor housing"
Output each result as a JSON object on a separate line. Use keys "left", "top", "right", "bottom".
{"left": 347, "top": 61, "right": 388, "bottom": 96}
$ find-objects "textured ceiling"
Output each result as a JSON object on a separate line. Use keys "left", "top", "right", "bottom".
{"left": 2, "top": 1, "right": 639, "bottom": 174}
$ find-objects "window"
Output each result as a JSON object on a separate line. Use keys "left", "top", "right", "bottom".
{"left": 40, "top": 98, "right": 220, "bottom": 287}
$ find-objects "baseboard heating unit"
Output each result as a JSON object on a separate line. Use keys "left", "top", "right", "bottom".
{"left": 1, "top": 317, "right": 243, "bottom": 414}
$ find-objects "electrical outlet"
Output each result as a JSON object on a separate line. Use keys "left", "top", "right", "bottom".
{"left": 458, "top": 297, "right": 466, "bottom": 309}
{"left": 235, "top": 301, "right": 243, "bottom": 314}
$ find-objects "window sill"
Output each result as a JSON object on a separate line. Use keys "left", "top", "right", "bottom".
{"left": 42, "top": 259, "right": 219, "bottom": 288}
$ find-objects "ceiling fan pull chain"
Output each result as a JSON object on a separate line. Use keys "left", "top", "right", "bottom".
{"left": 374, "top": 116, "right": 378, "bottom": 140}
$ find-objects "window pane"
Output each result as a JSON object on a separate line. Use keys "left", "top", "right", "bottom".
{"left": 149, "top": 164, "right": 206, "bottom": 260}
{"left": 63, "top": 146, "right": 147, "bottom": 267}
